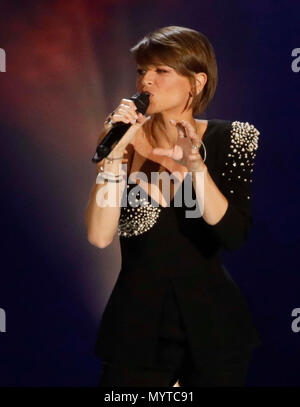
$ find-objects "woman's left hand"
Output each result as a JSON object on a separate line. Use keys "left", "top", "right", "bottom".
{"left": 151, "top": 119, "right": 206, "bottom": 172}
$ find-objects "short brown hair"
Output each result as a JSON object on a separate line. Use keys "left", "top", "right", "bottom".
{"left": 130, "top": 26, "right": 218, "bottom": 115}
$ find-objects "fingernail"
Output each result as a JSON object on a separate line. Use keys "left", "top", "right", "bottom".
{"left": 169, "top": 119, "right": 176, "bottom": 124}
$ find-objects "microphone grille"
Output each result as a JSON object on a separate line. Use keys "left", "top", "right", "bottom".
{"left": 130, "top": 92, "right": 150, "bottom": 115}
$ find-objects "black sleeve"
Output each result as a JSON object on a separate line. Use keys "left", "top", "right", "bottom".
{"left": 204, "top": 121, "right": 260, "bottom": 251}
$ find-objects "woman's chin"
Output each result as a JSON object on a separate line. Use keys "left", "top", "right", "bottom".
{"left": 146, "top": 105, "right": 162, "bottom": 115}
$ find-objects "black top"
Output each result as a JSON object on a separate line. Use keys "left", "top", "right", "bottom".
{"left": 94, "top": 119, "right": 262, "bottom": 370}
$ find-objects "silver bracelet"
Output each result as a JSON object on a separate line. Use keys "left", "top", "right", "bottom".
{"left": 106, "top": 155, "right": 124, "bottom": 164}
{"left": 103, "top": 172, "right": 122, "bottom": 179}
{"left": 98, "top": 159, "right": 123, "bottom": 172}
{"left": 96, "top": 172, "right": 123, "bottom": 184}
{"left": 97, "top": 169, "right": 123, "bottom": 179}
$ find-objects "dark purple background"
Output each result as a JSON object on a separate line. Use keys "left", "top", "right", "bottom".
{"left": 0, "top": 0, "right": 299, "bottom": 386}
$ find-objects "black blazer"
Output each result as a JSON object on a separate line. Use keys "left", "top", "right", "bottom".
{"left": 94, "top": 119, "right": 262, "bottom": 370}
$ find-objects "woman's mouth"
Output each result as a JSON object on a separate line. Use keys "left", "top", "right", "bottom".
{"left": 143, "top": 91, "right": 153, "bottom": 97}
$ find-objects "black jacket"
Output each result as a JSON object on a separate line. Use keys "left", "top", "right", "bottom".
{"left": 94, "top": 119, "right": 262, "bottom": 370}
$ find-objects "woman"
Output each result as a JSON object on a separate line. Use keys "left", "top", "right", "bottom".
{"left": 85, "top": 26, "right": 261, "bottom": 387}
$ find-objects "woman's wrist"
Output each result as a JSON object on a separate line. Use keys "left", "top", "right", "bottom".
{"left": 96, "top": 153, "right": 126, "bottom": 176}
{"left": 187, "top": 153, "right": 207, "bottom": 173}
{"left": 95, "top": 162, "right": 125, "bottom": 186}
{"left": 107, "top": 148, "right": 126, "bottom": 161}
{"left": 96, "top": 171, "right": 124, "bottom": 184}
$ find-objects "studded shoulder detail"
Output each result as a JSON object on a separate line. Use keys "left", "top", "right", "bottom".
{"left": 221, "top": 121, "right": 260, "bottom": 200}
{"left": 117, "top": 185, "right": 162, "bottom": 238}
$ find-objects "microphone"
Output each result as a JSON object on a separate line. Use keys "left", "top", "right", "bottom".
{"left": 91, "top": 91, "right": 150, "bottom": 163}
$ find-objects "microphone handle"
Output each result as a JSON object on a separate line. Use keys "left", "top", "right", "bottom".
{"left": 91, "top": 121, "right": 131, "bottom": 163}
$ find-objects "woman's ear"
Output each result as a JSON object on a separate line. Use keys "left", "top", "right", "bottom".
{"left": 194, "top": 72, "right": 207, "bottom": 95}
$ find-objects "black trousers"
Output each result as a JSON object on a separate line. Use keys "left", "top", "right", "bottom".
{"left": 98, "top": 283, "right": 253, "bottom": 387}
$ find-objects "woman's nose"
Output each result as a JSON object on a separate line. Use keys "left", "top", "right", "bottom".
{"left": 141, "top": 71, "right": 154, "bottom": 85}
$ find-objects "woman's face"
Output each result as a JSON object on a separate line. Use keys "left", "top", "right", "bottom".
{"left": 136, "top": 63, "right": 192, "bottom": 115}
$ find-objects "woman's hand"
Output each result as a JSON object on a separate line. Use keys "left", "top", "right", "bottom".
{"left": 151, "top": 119, "right": 206, "bottom": 172}
{"left": 103, "top": 98, "right": 151, "bottom": 155}
{"left": 104, "top": 98, "right": 147, "bottom": 129}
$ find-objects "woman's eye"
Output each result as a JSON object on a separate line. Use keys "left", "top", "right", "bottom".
{"left": 136, "top": 68, "right": 168, "bottom": 75}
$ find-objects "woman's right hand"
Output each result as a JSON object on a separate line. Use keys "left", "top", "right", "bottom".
{"left": 104, "top": 98, "right": 151, "bottom": 155}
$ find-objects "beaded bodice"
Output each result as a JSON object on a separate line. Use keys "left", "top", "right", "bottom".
{"left": 117, "top": 120, "right": 260, "bottom": 243}
{"left": 118, "top": 184, "right": 162, "bottom": 238}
